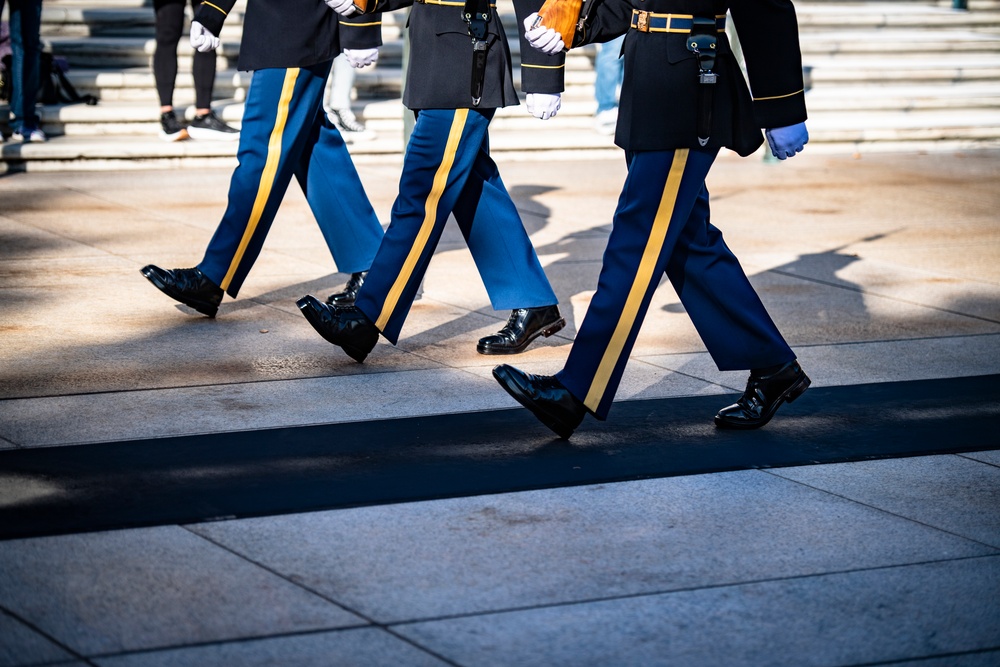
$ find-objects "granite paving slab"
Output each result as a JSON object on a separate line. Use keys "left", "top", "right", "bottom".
{"left": 0, "top": 527, "right": 365, "bottom": 655}
{"left": 964, "top": 450, "right": 1000, "bottom": 467}
{"left": 0, "top": 609, "right": 76, "bottom": 667}
{"left": 92, "top": 628, "right": 450, "bottom": 667}
{"left": 770, "top": 454, "right": 1000, "bottom": 548}
{"left": 0, "top": 366, "right": 502, "bottom": 447}
{"left": 5, "top": 379, "right": 995, "bottom": 540}
{"left": 637, "top": 333, "right": 1000, "bottom": 390}
{"left": 188, "top": 470, "right": 994, "bottom": 624}
{"left": 0, "top": 216, "right": 103, "bottom": 260}
{"left": 394, "top": 555, "right": 1000, "bottom": 667}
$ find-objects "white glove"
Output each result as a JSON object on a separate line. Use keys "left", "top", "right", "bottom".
{"left": 344, "top": 48, "right": 379, "bottom": 69}
{"left": 765, "top": 122, "right": 809, "bottom": 160}
{"left": 189, "top": 21, "right": 220, "bottom": 53}
{"left": 324, "top": 0, "right": 358, "bottom": 17}
{"left": 526, "top": 92, "right": 561, "bottom": 120}
{"left": 523, "top": 13, "right": 565, "bottom": 55}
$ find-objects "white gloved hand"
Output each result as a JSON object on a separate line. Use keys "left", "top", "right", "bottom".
{"left": 189, "top": 21, "right": 220, "bottom": 53}
{"left": 522, "top": 13, "right": 565, "bottom": 55}
{"left": 526, "top": 92, "right": 561, "bottom": 120}
{"left": 344, "top": 48, "right": 379, "bottom": 69}
{"left": 324, "top": 0, "right": 358, "bottom": 17}
{"left": 765, "top": 122, "right": 809, "bottom": 160}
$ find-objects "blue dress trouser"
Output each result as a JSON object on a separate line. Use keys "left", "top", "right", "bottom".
{"left": 556, "top": 148, "right": 795, "bottom": 419}
{"left": 355, "top": 108, "right": 557, "bottom": 344}
{"left": 4, "top": 0, "right": 43, "bottom": 132}
{"left": 198, "top": 62, "right": 384, "bottom": 297}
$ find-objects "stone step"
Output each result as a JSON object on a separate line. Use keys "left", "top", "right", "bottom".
{"left": 804, "top": 54, "right": 1000, "bottom": 83}
{"left": 41, "top": 30, "right": 1000, "bottom": 76}
{"left": 34, "top": 0, "right": 1000, "bottom": 34}
{"left": 6, "top": 0, "right": 999, "bottom": 170}
{"left": 794, "top": 5, "right": 1000, "bottom": 30}
{"left": 800, "top": 29, "right": 1000, "bottom": 54}
{"left": 14, "top": 79, "right": 1000, "bottom": 139}
{"left": 4, "top": 108, "right": 999, "bottom": 173}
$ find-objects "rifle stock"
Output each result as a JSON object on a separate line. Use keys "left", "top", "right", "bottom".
{"left": 534, "top": 0, "right": 583, "bottom": 47}
{"left": 353, "top": 0, "right": 372, "bottom": 13}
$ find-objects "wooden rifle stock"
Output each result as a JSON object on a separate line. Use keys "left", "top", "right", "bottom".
{"left": 534, "top": 0, "right": 583, "bottom": 47}
{"left": 352, "top": 0, "right": 372, "bottom": 13}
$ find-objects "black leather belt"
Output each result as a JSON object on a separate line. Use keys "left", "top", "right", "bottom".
{"left": 415, "top": 0, "right": 495, "bottom": 6}
{"left": 630, "top": 11, "right": 726, "bottom": 33}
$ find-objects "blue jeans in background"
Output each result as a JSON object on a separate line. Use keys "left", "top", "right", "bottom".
{"left": 3, "top": 0, "right": 44, "bottom": 133}
{"left": 594, "top": 34, "right": 625, "bottom": 115}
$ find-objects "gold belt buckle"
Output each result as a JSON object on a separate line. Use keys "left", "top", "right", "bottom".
{"left": 636, "top": 10, "right": 649, "bottom": 32}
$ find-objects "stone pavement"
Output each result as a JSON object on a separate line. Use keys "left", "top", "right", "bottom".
{"left": 0, "top": 146, "right": 998, "bottom": 665}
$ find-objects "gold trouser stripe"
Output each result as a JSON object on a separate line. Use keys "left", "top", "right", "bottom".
{"left": 220, "top": 68, "right": 299, "bottom": 291}
{"left": 583, "top": 149, "right": 689, "bottom": 412}
{"left": 522, "top": 63, "right": 566, "bottom": 70}
{"left": 374, "top": 109, "right": 469, "bottom": 330}
{"left": 340, "top": 20, "right": 382, "bottom": 26}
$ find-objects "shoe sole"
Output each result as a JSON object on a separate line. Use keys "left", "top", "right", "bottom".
{"left": 296, "top": 296, "right": 371, "bottom": 363}
{"left": 187, "top": 127, "right": 240, "bottom": 141}
{"left": 140, "top": 267, "right": 219, "bottom": 318}
{"left": 159, "top": 129, "right": 189, "bottom": 142}
{"left": 714, "top": 372, "right": 812, "bottom": 430}
{"left": 477, "top": 317, "right": 567, "bottom": 355}
{"left": 492, "top": 366, "right": 576, "bottom": 440}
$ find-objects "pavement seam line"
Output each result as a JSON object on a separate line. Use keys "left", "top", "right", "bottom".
{"left": 177, "top": 525, "right": 466, "bottom": 667}
{"left": 762, "top": 465, "right": 1000, "bottom": 552}
{"left": 769, "top": 268, "right": 1000, "bottom": 325}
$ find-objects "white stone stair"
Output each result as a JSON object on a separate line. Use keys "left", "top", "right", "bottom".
{"left": 3, "top": 0, "right": 1000, "bottom": 171}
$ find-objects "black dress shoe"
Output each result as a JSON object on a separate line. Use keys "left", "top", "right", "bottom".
{"left": 296, "top": 295, "right": 379, "bottom": 363}
{"left": 326, "top": 271, "right": 366, "bottom": 307}
{"left": 492, "top": 364, "right": 586, "bottom": 439}
{"left": 140, "top": 265, "right": 223, "bottom": 318}
{"left": 715, "top": 361, "right": 811, "bottom": 430}
{"left": 477, "top": 305, "right": 566, "bottom": 355}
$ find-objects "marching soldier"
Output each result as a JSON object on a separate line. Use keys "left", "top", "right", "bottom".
{"left": 141, "top": 0, "right": 385, "bottom": 318}
{"left": 493, "top": 0, "right": 812, "bottom": 437}
{"left": 296, "top": 0, "right": 570, "bottom": 361}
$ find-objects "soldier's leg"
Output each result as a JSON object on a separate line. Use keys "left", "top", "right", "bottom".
{"left": 294, "top": 109, "right": 384, "bottom": 274}
{"left": 665, "top": 184, "right": 795, "bottom": 371}
{"left": 355, "top": 108, "right": 491, "bottom": 344}
{"left": 452, "top": 137, "right": 557, "bottom": 311}
{"left": 197, "top": 62, "right": 331, "bottom": 297}
{"left": 555, "top": 148, "right": 714, "bottom": 419}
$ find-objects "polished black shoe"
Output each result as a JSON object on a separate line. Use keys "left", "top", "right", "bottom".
{"left": 140, "top": 265, "right": 223, "bottom": 317}
{"left": 477, "top": 305, "right": 566, "bottom": 355}
{"left": 715, "top": 361, "right": 811, "bottom": 430}
{"left": 326, "top": 271, "right": 366, "bottom": 307}
{"left": 296, "top": 295, "right": 379, "bottom": 363}
{"left": 493, "top": 364, "right": 586, "bottom": 439}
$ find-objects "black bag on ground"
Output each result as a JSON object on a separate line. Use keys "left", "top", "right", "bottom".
{"left": 1, "top": 52, "right": 98, "bottom": 105}
{"left": 0, "top": 54, "right": 10, "bottom": 102}
{"left": 39, "top": 53, "right": 98, "bottom": 105}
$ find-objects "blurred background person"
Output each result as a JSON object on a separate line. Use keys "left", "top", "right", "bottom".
{"left": 153, "top": 0, "right": 238, "bottom": 141}
{"left": 1, "top": 0, "right": 46, "bottom": 142}
{"left": 324, "top": 52, "right": 375, "bottom": 142}
{"left": 592, "top": 33, "right": 623, "bottom": 135}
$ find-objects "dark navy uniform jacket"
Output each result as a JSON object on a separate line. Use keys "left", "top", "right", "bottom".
{"left": 577, "top": 0, "right": 807, "bottom": 155}
{"left": 365, "top": 0, "right": 566, "bottom": 109}
{"left": 194, "top": 0, "right": 383, "bottom": 71}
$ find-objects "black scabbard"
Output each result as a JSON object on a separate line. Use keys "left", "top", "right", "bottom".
{"left": 463, "top": 0, "right": 491, "bottom": 106}
{"left": 686, "top": 17, "right": 719, "bottom": 147}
